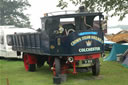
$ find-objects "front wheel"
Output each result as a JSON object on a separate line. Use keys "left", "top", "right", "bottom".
{"left": 23, "top": 54, "right": 37, "bottom": 72}
{"left": 53, "top": 57, "right": 61, "bottom": 84}
{"left": 92, "top": 58, "right": 100, "bottom": 76}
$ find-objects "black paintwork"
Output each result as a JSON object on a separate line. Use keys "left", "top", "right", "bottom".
{"left": 10, "top": 12, "right": 104, "bottom": 57}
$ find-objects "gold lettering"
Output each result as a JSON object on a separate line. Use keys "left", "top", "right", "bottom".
{"left": 71, "top": 38, "right": 82, "bottom": 46}
{"left": 71, "top": 35, "right": 103, "bottom": 46}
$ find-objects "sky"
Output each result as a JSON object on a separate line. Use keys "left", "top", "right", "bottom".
{"left": 27, "top": 0, "right": 128, "bottom": 29}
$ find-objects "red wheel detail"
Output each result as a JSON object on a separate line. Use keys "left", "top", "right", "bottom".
{"left": 23, "top": 54, "right": 37, "bottom": 71}
{"left": 28, "top": 55, "right": 37, "bottom": 64}
{"left": 53, "top": 62, "right": 56, "bottom": 76}
{"left": 23, "top": 54, "right": 29, "bottom": 71}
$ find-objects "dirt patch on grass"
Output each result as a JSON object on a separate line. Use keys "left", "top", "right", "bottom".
{"left": 83, "top": 75, "right": 104, "bottom": 80}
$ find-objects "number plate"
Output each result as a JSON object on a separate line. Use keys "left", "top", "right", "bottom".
{"left": 82, "top": 60, "right": 92, "bottom": 64}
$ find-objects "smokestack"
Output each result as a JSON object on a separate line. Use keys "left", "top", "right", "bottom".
{"left": 79, "top": 6, "right": 85, "bottom": 12}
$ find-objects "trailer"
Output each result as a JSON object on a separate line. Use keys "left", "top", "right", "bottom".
{"left": 9, "top": 9, "right": 104, "bottom": 84}
{"left": 0, "top": 26, "right": 36, "bottom": 59}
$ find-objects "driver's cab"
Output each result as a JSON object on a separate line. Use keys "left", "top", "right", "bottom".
{"left": 41, "top": 12, "right": 103, "bottom": 37}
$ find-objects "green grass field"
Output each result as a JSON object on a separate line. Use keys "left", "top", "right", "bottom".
{"left": 0, "top": 53, "right": 128, "bottom": 85}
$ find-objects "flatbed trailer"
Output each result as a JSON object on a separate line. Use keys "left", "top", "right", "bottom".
{"left": 9, "top": 9, "right": 104, "bottom": 84}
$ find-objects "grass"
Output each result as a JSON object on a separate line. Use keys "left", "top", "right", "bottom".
{"left": 0, "top": 52, "right": 128, "bottom": 85}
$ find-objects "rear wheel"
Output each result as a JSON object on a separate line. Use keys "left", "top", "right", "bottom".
{"left": 92, "top": 58, "right": 100, "bottom": 76}
{"left": 23, "top": 54, "right": 37, "bottom": 72}
{"left": 28, "top": 64, "right": 36, "bottom": 71}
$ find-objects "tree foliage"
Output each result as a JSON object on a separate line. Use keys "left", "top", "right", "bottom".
{"left": 0, "top": 0, "right": 31, "bottom": 27}
{"left": 57, "top": 0, "right": 128, "bottom": 20}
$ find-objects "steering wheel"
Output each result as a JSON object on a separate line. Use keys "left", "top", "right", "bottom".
{"left": 65, "top": 29, "right": 75, "bottom": 36}
{"left": 62, "top": 24, "right": 75, "bottom": 36}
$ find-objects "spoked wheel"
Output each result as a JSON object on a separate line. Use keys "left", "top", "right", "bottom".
{"left": 53, "top": 57, "right": 61, "bottom": 84}
{"left": 23, "top": 54, "right": 29, "bottom": 71}
{"left": 92, "top": 58, "right": 100, "bottom": 76}
{"left": 23, "top": 54, "right": 37, "bottom": 72}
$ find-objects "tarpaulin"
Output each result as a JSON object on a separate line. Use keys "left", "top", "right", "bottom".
{"left": 104, "top": 44, "right": 128, "bottom": 61}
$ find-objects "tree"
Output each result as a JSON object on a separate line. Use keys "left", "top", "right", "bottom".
{"left": 0, "top": 0, "right": 31, "bottom": 27}
{"left": 57, "top": 0, "right": 128, "bottom": 20}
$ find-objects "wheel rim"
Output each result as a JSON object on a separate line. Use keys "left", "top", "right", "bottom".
{"left": 23, "top": 54, "right": 29, "bottom": 71}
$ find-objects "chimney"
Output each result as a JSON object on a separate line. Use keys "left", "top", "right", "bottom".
{"left": 79, "top": 6, "right": 85, "bottom": 12}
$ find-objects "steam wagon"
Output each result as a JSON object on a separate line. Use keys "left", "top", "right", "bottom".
{"left": 9, "top": 10, "right": 104, "bottom": 84}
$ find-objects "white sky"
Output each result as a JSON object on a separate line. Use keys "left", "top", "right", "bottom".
{"left": 27, "top": 0, "right": 128, "bottom": 29}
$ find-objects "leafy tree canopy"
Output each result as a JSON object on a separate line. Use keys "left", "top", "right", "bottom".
{"left": 0, "top": 0, "right": 31, "bottom": 27}
{"left": 57, "top": 0, "right": 128, "bottom": 20}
